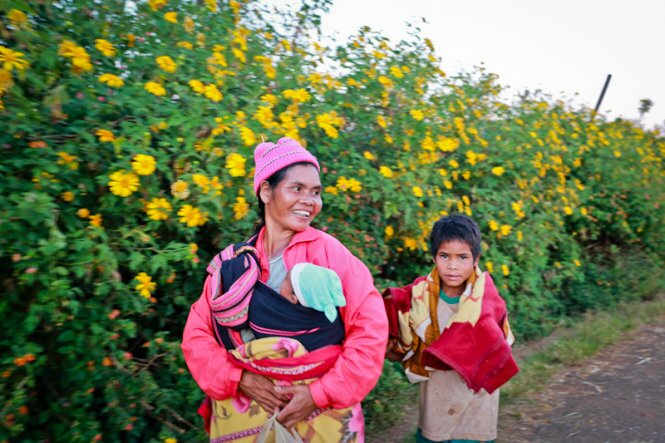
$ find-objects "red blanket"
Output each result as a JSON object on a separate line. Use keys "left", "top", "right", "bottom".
{"left": 384, "top": 269, "right": 518, "bottom": 394}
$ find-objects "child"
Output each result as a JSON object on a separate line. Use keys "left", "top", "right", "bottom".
{"left": 279, "top": 262, "right": 347, "bottom": 322}
{"left": 384, "top": 214, "right": 518, "bottom": 443}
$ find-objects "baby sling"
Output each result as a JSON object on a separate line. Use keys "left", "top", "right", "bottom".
{"left": 206, "top": 240, "right": 345, "bottom": 351}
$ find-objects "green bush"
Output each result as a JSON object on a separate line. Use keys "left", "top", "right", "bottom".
{"left": 1, "top": 0, "right": 663, "bottom": 440}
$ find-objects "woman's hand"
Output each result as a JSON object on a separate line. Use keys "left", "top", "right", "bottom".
{"left": 238, "top": 371, "right": 289, "bottom": 413}
{"left": 275, "top": 385, "right": 317, "bottom": 429}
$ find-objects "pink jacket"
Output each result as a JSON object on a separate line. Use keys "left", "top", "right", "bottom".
{"left": 181, "top": 226, "right": 388, "bottom": 409}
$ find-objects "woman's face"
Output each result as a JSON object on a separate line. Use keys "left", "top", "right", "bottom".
{"left": 261, "top": 164, "right": 322, "bottom": 234}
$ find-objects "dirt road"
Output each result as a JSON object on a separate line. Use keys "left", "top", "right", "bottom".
{"left": 499, "top": 321, "right": 665, "bottom": 442}
{"left": 369, "top": 318, "right": 665, "bottom": 443}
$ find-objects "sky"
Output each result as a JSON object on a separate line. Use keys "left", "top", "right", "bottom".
{"left": 316, "top": 0, "right": 665, "bottom": 129}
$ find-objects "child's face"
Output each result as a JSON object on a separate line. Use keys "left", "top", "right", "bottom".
{"left": 434, "top": 239, "right": 478, "bottom": 297}
{"left": 279, "top": 271, "right": 299, "bottom": 304}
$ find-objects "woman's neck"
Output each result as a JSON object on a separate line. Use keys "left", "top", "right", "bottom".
{"left": 262, "top": 222, "right": 295, "bottom": 260}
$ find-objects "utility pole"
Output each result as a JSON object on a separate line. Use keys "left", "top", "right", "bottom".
{"left": 591, "top": 74, "right": 612, "bottom": 121}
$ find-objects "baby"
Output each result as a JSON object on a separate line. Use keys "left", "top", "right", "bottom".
{"left": 279, "top": 263, "right": 346, "bottom": 322}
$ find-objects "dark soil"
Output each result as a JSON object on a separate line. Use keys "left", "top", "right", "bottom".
{"left": 369, "top": 318, "right": 665, "bottom": 443}
{"left": 499, "top": 320, "right": 665, "bottom": 443}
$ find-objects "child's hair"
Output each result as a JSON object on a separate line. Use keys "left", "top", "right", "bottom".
{"left": 429, "top": 213, "right": 482, "bottom": 260}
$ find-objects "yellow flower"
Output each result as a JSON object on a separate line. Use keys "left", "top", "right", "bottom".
{"left": 0, "top": 46, "right": 30, "bottom": 72}
{"left": 209, "top": 176, "right": 223, "bottom": 195}
{"left": 389, "top": 65, "right": 403, "bottom": 78}
{"left": 164, "top": 439, "right": 177, "bottom": 443}
{"left": 363, "top": 151, "right": 375, "bottom": 161}
{"left": 164, "top": 11, "right": 178, "bottom": 23}
{"left": 443, "top": 180, "right": 453, "bottom": 189}
{"left": 0, "top": 69, "right": 13, "bottom": 93}
{"left": 485, "top": 261, "right": 494, "bottom": 273}
{"left": 324, "top": 186, "right": 338, "bottom": 195}
{"left": 385, "top": 225, "right": 394, "bottom": 238}
{"left": 177, "top": 204, "right": 208, "bottom": 227}
{"left": 437, "top": 137, "right": 460, "bottom": 152}
{"left": 233, "top": 196, "right": 249, "bottom": 220}
{"left": 403, "top": 237, "right": 417, "bottom": 250}
{"left": 59, "top": 41, "right": 92, "bottom": 73}
{"left": 282, "top": 89, "right": 311, "bottom": 103}
{"left": 145, "top": 81, "right": 166, "bottom": 96}
{"left": 95, "top": 39, "right": 116, "bottom": 57}
{"left": 156, "top": 55, "right": 177, "bottom": 73}
{"left": 573, "top": 259, "right": 581, "bottom": 267}
{"left": 57, "top": 40, "right": 77, "bottom": 57}
{"left": 232, "top": 48, "right": 246, "bottom": 63}
{"left": 204, "top": 84, "right": 223, "bottom": 102}
{"left": 7, "top": 9, "right": 28, "bottom": 26}
{"left": 108, "top": 170, "right": 140, "bottom": 197}
{"left": 205, "top": 0, "right": 218, "bottom": 13}
{"left": 238, "top": 127, "right": 256, "bottom": 147}
{"left": 171, "top": 180, "right": 190, "bottom": 199}
{"left": 146, "top": 197, "right": 172, "bottom": 221}
{"left": 96, "top": 129, "right": 115, "bottom": 142}
{"left": 373, "top": 50, "right": 386, "bottom": 60}
{"left": 336, "top": 177, "right": 362, "bottom": 193}
{"left": 376, "top": 115, "right": 388, "bottom": 129}
{"left": 57, "top": 151, "right": 78, "bottom": 167}
{"left": 500, "top": 224, "right": 512, "bottom": 236}
{"left": 261, "top": 93, "right": 278, "bottom": 107}
{"left": 517, "top": 230, "right": 523, "bottom": 241}
{"left": 132, "top": 154, "right": 157, "bottom": 176}
{"left": 488, "top": 220, "right": 499, "bottom": 231}
{"left": 148, "top": 0, "right": 168, "bottom": 11}
{"left": 189, "top": 79, "right": 205, "bottom": 93}
{"left": 135, "top": 272, "right": 157, "bottom": 299}
{"left": 192, "top": 173, "right": 209, "bottom": 190}
{"left": 77, "top": 208, "right": 90, "bottom": 218}
{"left": 98, "top": 73, "right": 124, "bottom": 88}
{"left": 89, "top": 214, "right": 103, "bottom": 227}
{"left": 580, "top": 207, "right": 588, "bottom": 216}
{"left": 449, "top": 159, "right": 459, "bottom": 169}
{"left": 183, "top": 16, "right": 195, "bottom": 33}
{"left": 377, "top": 76, "right": 393, "bottom": 88}
{"left": 347, "top": 78, "right": 360, "bottom": 87}
{"left": 410, "top": 109, "right": 424, "bottom": 121}
{"left": 563, "top": 206, "right": 573, "bottom": 215}
{"left": 379, "top": 166, "right": 393, "bottom": 178}
{"left": 316, "top": 112, "right": 344, "bottom": 139}
{"left": 254, "top": 106, "right": 275, "bottom": 128}
{"left": 491, "top": 166, "right": 505, "bottom": 176}
{"left": 176, "top": 41, "right": 193, "bottom": 49}
{"left": 501, "top": 264, "right": 510, "bottom": 276}
{"left": 412, "top": 186, "right": 423, "bottom": 197}
{"left": 61, "top": 191, "right": 75, "bottom": 202}
{"left": 226, "top": 153, "right": 247, "bottom": 177}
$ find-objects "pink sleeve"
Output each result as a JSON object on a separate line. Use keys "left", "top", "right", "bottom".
{"left": 181, "top": 276, "right": 244, "bottom": 400}
{"left": 308, "top": 244, "right": 389, "bottom": 409}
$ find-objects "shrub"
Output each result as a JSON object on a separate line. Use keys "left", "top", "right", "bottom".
{"left": 1, "top": 0, "right": 663, "bottom": 440}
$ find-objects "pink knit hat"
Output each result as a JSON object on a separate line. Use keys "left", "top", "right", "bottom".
{"left": 253, "top": 137, "right": 320, "bottom": 194}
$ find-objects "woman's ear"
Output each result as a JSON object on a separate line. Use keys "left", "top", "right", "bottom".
{"left": 259, "top": 181, "right": 271, "bottom": 204}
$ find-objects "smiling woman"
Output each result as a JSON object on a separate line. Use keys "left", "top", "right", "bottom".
{"left": 182, "top": 137, "right": 388, "bottom": 442}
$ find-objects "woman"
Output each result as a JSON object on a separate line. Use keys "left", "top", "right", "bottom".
{"left": 182, "top": 137, "right": 388, "bottom": 442}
